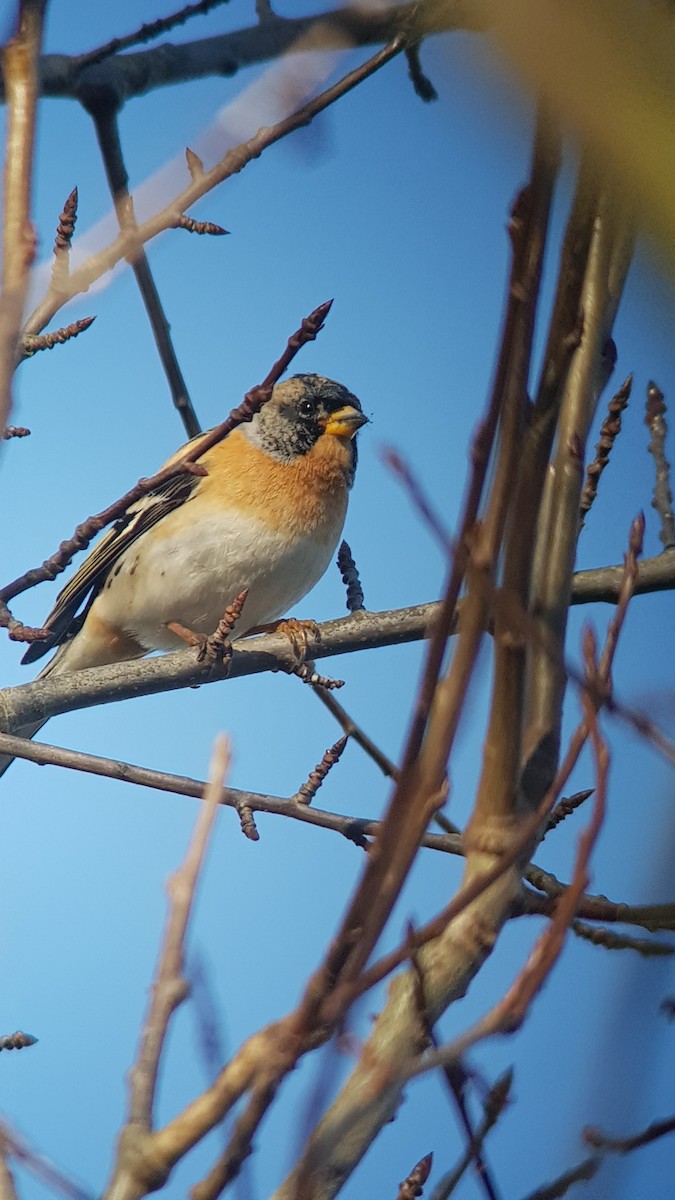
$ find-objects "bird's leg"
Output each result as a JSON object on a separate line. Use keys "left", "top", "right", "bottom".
{"left": 166, "top": 620, "right": 206, "bottom": 650}
{"left": 166, "top": 589, "right": 249, "bottom": 668}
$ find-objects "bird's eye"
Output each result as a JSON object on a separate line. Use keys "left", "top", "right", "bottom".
{"left": 298, "top": 399, "right": 315, "bottom": 418}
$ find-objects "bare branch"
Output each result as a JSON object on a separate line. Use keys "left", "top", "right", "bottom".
{"left": 73, "top": 0, "right": 233, "bottom": 72}
{"left": 176, "top": 214, "right": 228, "bottom": 235}
{"left": 0, "top": 1139, "right": 18, "bottom": 1200}
{"left": 569, "top": 921, "right": 673, "bottom": 956}
{"left": 90, "top": 104, "right": 203, "bottom": 438}
{"left": 22, "top": 315, "right": 95, "bottom": 354}
{"left": 296, "top": 735, "right": 349, "bottom": 805}
{"left": 10, "top": 4, "right": 490, "bottom": 108}
{"left": 117, "top": 734, "right": 229, "bottom": 1180}
{"left": 23, "top": 34, "right": 409, "bottom": 341}
{"left": 0, "top": 726, "right": 458, "bottom": 855}
{"left": 405, "top": 43, "right": 437, "bottom": 102}
{"left": 0, "top": 1118, "right": 92, "bottom": 1200}
{"left": 0, "top": 0, "right": 47, "bottom": 433}
{"left": 311, "top": 684, "right": 399, "bottom": 780}
{"left": 521, "top": 1156, "right": 600, "bottom": 1200}
{"left": 645, "top": 380, "right": 675, "bottom": 550}
{"left": 430, "top": 1073, "right": 511, "bottom": 1200}
{"left": 50, "top": 185, "right": 78, "bottom": 289}
{"left": 579, "top": 373, "right": 632, "bottom": 531}
{"left": 584, "top": 1113, "right": 675, "bottom": 1155}
{"left": 382, "top": 446, "right": 452, "bottom": 554}
{"left": 396, "top": 1152, "right": 434, "bottom": 1200}
{"left": 336, "top": 540, "right": 365, "bottom": 612}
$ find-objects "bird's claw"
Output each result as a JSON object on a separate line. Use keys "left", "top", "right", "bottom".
{"left": 166, "top": 619, "right": 232, "bottom": 669}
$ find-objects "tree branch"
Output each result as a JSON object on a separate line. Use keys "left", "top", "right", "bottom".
{"left": 1, "top": 3, "right": 490, "bottom": 109}
{"left": 0, "top": 0, "right": 47, "bottom": 433}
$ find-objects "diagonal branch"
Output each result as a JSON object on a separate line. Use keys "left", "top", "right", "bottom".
{"left": 90, "top": 104, "right": 202, "bottom": 438}
{"left": 22, "top": 32, "right": 410, "bottom": 341}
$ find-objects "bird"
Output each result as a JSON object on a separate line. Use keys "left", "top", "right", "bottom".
{"left": 0, "top": 373, "right": 367, "bottom": 776}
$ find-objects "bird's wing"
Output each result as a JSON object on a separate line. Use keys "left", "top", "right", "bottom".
{"left": 22, "top": 468, "right": 201, "bottom": 664}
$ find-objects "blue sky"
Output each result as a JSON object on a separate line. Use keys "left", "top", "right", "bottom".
{"left": 1, "top": 4, "right": 674, "bottom": 1199}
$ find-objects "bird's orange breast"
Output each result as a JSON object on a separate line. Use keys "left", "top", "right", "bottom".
{"left": 195, "top": 428, "right": 351, "bottom": 542}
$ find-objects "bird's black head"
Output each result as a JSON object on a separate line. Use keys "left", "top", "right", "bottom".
{"left": 248, "top": 374, "right": 367, "bottom": 484}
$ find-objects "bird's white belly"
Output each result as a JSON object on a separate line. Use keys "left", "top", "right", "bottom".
{"left": 91, "top": 509, "right": 339, "bottom": 651}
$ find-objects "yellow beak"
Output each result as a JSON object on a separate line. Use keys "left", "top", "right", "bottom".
{"left": 321, "top": 405, "right": 368, "bottom": 438}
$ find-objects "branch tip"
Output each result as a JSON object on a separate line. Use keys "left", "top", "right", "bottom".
{"left": 297, "top": 734, "right": 349, "bottom": 804}
{"left": 177, "top": 214, "right": 229, "bottom": 236}
{"left": 185, "top": 145, "right": 205, "bottom": 179}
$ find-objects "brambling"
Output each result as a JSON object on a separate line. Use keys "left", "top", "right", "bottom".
{"left": 0, "top": 374, "right": 366, "bottom": 776}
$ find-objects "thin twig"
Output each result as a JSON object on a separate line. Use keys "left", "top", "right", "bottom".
{"left": 336, "top": 541, "right": 365, "bottom": 612}
{"left": 396, "top": 1152, "right": 434, "bottom": 1200}
{"left": 0, "top": 728, "right": 452, "bottom": 855}
{"left": 5, "top": 724, "right": 672, "bottom": 946}
{"left": 91, "top": 105, "right": 202, "bottom": 438}
{"left": 22, "top": 315, "right": 95, "bottom": 354}
{"left": 296, "top": 735, "right": 348, "bottom": 804}
{"left": 569, "top": 921, "right": 673, "bottom": 956}
{"left": 579, "top": 374, "right": 632, "bottom": 531}
{"left": 188, "top": 952, "right": 228, "bottom": 1091}
{"left": 521, "top": 1156, "right": 600, "bottom": 1200}
{"left": 404, "top": 43, "right": 437, "bottom": 101}
{"left": 23, "top": 35, "right": 410, "bottom": 341}
{"left": 192, "top": 1079, "right": 278, "bottom": 1199}
{"left": 645, "top": 381, "right": 675, "bottom": 549}
{"left": 382, "top": 446, "right": 452, "bottom": 554}
{"left": 176, "top": 214, "right": 228, "bottom": 235}
{"left": 126, "top": 735, "right": 229, "bottom": 1136}
{"left": 72, "top": 0, "right": 233, "bottom": 72}
{"left": 234, "top": 798, "right": 259, "bottom": 841}
{"left": 430, "top": 1073, "right": 511, "bottom": 1200}
{"left": 310, "top": 684, "right": 399, "bottom": 779}
{"left": 545, "top": 788, "right": 593, "bottom": 832}
{"left": 50, "top": 185, "right": 78, "bottom": 290}
{"left": 520, "top": 875, "right": 675, "bottom": 933}
{"left": 584, "top": 1113, "right": 675, "bottom": 1154}
{"left": 0, "top": 1118, "right": 93, "bottom": 1200}
{"left": 0, "top": 1137, "right": 18, "bottom": 1200}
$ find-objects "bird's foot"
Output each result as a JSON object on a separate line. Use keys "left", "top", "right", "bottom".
{"left": 247, "top": 617, "right": 321, "bottom": 665}
{"left": 166, "top": 619, "right": 232, "bottom": 669}
{"left": 166, "top": 590, "right": 248, "bottom": 668}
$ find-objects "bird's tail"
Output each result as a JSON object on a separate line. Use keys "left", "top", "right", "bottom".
{"left": 0, "top": 646, "right": 70, "bottom": 779}
{"left": 0, "top": 718, "right": 50, "bottom": 778}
